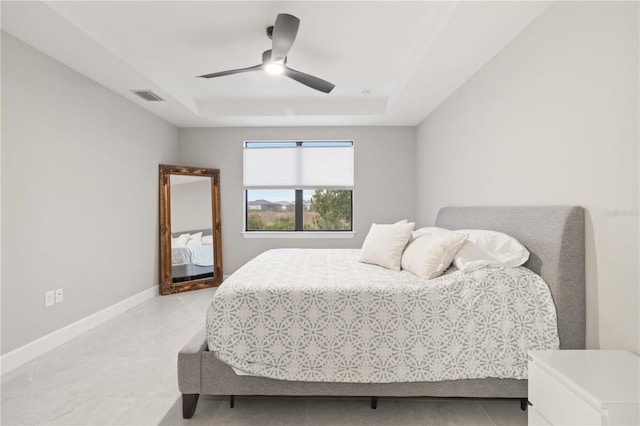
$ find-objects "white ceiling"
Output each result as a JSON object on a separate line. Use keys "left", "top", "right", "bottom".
{"left": 1, "top": 1, "right": 551, "bottom": 127}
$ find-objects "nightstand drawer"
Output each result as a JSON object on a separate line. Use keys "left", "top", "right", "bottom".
{"left": 529, "top": 361, "right": 603, "bottom": 425}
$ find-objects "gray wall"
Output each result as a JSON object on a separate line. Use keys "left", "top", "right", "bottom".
{"left": 179, "top": 127, "right": 416, "bottom": 273}
{"left": 170, "top": 179, "right": 213, "bottom": 234}
{"left": 1, "top": 33, "right": 180, "bottom": 354}
{"left": 415, "top": 2, "right": 639, "bottom": 353}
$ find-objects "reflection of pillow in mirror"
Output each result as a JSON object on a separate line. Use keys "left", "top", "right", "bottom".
{"left": 202, "top": 235, "right": 213, "bottom": 245}
{"left": 172, "top": 235, "right": 189, "bottom": 248}
{"left": 186, "top": 232, "right": 203, "bottom": 246}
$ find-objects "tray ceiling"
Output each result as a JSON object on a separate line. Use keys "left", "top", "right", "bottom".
{"left": 1, "top": 1, "right": 551, "bottom": 127}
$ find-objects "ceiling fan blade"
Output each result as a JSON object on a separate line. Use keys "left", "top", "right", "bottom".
{"left": 271, "top": 14, "right": 300, "bottom": 62}
{"left": 197, "top": 64, "right": 263, "bottom": 79}
{"left": 283, "top": 66, "right": 335, "bottom": 94}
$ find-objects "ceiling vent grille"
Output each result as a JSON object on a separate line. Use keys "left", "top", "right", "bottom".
{"left": 130, "top": 90, "right": 164, "bottom": 102}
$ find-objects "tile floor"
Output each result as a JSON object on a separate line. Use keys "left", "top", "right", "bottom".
{"left": 1, "top": 288, "right": 527, "bottom": 425}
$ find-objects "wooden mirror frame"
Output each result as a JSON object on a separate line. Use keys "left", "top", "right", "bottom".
{"left": 159, "top": 164, "right": 223, "bottom": 295}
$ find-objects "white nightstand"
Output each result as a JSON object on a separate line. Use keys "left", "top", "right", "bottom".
{"left": 528, "top": 350, "right": 640, "bottom": 425}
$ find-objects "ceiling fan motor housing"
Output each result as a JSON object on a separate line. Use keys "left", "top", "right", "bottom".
{"left": 262, "top": 49, "right": 286, "bottom": 64}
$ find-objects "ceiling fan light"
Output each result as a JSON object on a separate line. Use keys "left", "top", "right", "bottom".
{"left": 265, "top": 63, "right": 284, "bottom": 75}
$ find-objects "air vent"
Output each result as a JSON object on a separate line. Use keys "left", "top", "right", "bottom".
{"left": 130, "top": 90, "right": 164, "bottom": 102}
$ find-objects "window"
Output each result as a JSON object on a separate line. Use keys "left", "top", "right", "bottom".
{"left": 244, "top": 141, "right": 354, "bottom": 232}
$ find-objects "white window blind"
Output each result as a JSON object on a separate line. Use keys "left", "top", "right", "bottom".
{"left": 243, "top": 143, "right": 354, "bottom": 189}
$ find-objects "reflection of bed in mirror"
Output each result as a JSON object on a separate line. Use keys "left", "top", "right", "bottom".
{"left": 171, "top": 228, "right": 215, "bottom": 283}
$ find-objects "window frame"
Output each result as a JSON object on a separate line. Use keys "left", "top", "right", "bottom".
{"left": 242, "top": 140, "right": 355, "bottom": 238}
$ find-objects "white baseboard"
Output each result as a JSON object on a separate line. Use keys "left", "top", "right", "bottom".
{"left": 1, "top": 286, "right": 158, "bottom": 375}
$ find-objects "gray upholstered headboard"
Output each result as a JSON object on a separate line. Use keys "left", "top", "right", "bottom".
{"left": 435, "top": 206, "right": 585, "bottom": 350}
{"left": 171, "top": 228, "right": 213, "bottom": 238}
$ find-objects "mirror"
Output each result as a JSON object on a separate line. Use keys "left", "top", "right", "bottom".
{"left": 159, "top": 165, "right": 222, "bottom": 295}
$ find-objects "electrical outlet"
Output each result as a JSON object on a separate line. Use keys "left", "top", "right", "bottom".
{"left": 45, "top": 291, "right": 55, "bottom": 307}
{"left": 55, "top": 288, "right": 63, "bottom": 303}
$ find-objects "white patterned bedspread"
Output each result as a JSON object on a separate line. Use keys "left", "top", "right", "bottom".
{"left": 206, "top": 249, "right": 559, "bottom": 383}
{"left": 172, "top": 246, "right": 214, "bottom": 266}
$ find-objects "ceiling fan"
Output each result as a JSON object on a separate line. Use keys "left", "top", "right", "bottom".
{"left": 197, "top": 13, "right": 335, "bottom": 94}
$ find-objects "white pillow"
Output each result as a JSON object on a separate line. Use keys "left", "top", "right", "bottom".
{"left": 360, "top": 222, "right": 415, "bottom": 270}
{"left": 411, "top": 226, "right": 451, "bottom": 242}
{"left": 202, "top": 235, "right": 213, "bottom": 245}
{"left": 186, "top": 232, "right": 203, "bottom": 247}
{"left": 401, "top": 231, "right": 467, "bottom": 279}
{"left": 454, "top": 229, "right": 529, "bottom": 272}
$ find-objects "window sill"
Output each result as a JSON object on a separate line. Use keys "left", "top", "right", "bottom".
{"left": 242, "top": 231, "right": 356, "bottom": 239}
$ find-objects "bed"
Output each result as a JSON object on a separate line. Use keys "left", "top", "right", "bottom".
{"left": 171, "top": 229, "right": 215, "bottom": 283}
{"left": 177, "top": 206, "right": 585, "bottom": 418}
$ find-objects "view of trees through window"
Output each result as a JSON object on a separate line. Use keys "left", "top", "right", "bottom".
{"left": 246, "top": 189, "right": 352, "bottom": 231}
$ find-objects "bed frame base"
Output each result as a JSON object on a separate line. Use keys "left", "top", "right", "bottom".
{"left": 178, "top": 330, "right": 530, "bottom": 419}
{"left": 221, "top": 394, "right": 376, "bottom": 410}
{"left": 221, "top": 394, "right": 375, "bottom": 410}
{"left": 182, "top": 394, "right": 199, "bottom": 419}
{"left": 180, "top": 392, "right": 527, "bottom": 417}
